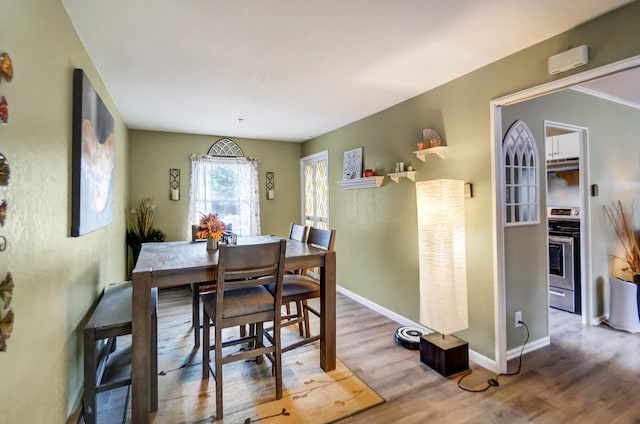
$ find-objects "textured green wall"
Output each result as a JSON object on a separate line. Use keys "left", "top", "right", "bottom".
{"left": 302, "top": 2, "right": 640, "bottom": 359}
{"left": 0, "top": 1, "right": 129, "bottom": 422}
{"left": 128, "top": 130, "right": 302, "bottom": 242}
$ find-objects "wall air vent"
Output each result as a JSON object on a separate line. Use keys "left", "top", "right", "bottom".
{"left": 548, "top": 45, "right": 589, "bottom": 75}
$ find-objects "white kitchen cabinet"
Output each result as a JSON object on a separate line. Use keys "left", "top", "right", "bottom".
{"left": 546, "top": 132, "right": 580, "bottom": 161}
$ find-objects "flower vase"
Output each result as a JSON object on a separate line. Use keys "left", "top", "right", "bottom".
{"left": 207, "top": 235, "right": 218, "bottom": 251}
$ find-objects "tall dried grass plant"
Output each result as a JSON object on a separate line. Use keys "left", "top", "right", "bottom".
{"left": 603, "top": 200, "right": 640, "bottom": 280}
{"left": 127, "top": 199, "right": 166, "bottom": 263}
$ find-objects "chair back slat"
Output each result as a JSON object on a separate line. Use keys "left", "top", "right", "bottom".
{"left": 289, "top": 223, "right": 308, "bottom": 242}
{"left": 307, "top": 227, "right": 336, "bottom": 251}
{"left": 215, "top": 240, "right": 287, "bottom": 306}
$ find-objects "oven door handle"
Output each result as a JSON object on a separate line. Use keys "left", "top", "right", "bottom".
{"left": 549, "top": 235, "right": 573, "bottom": 245}
{"left": 549, "top": 289, "right": 566, "bottom": 297}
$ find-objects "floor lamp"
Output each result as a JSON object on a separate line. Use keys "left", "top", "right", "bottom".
{"left": 415, "top": 179, "right": 469, "bottom": 376}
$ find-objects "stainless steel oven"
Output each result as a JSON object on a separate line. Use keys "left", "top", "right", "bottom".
{"left": 548, "top": 207, "right": 581, "bottom": 314}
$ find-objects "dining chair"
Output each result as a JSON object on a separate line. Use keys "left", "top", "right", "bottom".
{"left": 190, "top": 225, "right": 216, "bottom": 347}
{"left": 289, "top": 222, "right": 308, "bottom": 244}
{"left": 284, "top": 223, "right": 309, "bottom": 335}
{"left": 200, "top": 239, "right": 287, "bottom": 420}
{"left": 265, "top": 227, "right": 336, "bottom": 353}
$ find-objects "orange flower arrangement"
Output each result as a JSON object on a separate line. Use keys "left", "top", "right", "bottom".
{"left": 197, "top": 213, "right": 225, "bottom": 241}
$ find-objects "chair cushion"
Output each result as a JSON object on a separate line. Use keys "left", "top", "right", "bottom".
{"left": 266, "top": 275, "right": 320, "bottom": 299}
{"left": 201, "top": 286, "right": 275, "bottom": 319}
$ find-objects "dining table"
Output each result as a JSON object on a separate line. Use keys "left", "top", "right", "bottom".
{"left": 130, "top": 236, "right": 336, "bottom": 424}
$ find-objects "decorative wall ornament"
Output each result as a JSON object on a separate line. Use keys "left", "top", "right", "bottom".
{"left": 0, "top": 272, "right": 13, "bottom": 351}
{"left": 0, "top": 52, "right": 13, "bottom": 83}
{"left": 266, "top": 171, "right": 274, "bottom": 200}
{"left": 169, "top": 168, "right": 180, "bottom": 201}
{"left": 342, "top": 147, "right": 363, "bottom": 180}
{"left": 0, "top": 152, "right": 9, "bottom": 186}
{"left": 0, "top": 199, "right": 6, "bottom": 227}
{"left": 71, "top": 69, "right": 115, "bottom": 236}
{"left": 0, "top": 95, "right": 7, "bottom": 125}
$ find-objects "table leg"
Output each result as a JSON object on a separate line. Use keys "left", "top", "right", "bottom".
{"left": 320, "top": 251, "right": 336, "bottom": 371}
{"left": 131, "top": 272, "right": 151, "bottom": 424}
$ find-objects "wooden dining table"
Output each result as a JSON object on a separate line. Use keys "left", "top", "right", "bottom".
{"left": 130, "top": 236, "right": 336, "bottom": 423}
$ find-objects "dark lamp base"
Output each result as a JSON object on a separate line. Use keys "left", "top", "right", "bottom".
{"left": 419, "top": 333, "right": 469, "bottom": 377}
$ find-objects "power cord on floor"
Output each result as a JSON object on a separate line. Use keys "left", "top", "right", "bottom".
{"left": 457, "top": 320, "right": 530, "bottom": 392}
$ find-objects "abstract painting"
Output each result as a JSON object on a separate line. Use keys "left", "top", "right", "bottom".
{"left": 342, "top": 147, "right": 363, "bottom": 180}
{"left": 71, "top": 69, "right": 115, "bottom": 236}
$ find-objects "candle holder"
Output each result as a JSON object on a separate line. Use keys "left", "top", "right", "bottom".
{"left": 169, "top": 168, "right": 180, "bottom": 201}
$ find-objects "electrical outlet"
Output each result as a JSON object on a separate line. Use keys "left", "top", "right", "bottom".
{"left": 515, "top": 311, "right": 522, "bottom": 328}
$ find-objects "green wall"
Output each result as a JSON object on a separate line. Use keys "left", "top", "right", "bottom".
{"left": 502, "top": 89, "right": 640, "bottom": 347}
{"left": 0, "top": 1, "right": 129, "bottom": 422}
{"left": 128, "top": 130, "right": 302, "bottom": 243}
{"left": 302, "top": 2, "right": 640, "bottom": 359}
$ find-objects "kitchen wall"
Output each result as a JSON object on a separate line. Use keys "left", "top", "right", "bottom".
{"left": 302, "top": 2, "right": 640, "bottom": 359}
{"left": 0, "top": 1, "right": 129, "bottom": 422}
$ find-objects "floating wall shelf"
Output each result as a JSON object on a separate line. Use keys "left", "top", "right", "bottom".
{"left": 336, "top": 176, "right": 385, "bottom": 189}
{"left": 387, "top": 171, "right": 416, "bottom": 183}
{"left": 414, "top": 146, "right": 447, "bottom": 161}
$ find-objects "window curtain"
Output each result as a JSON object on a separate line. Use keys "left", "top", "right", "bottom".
{"left": 189, "top": 154, "right": 261, "bottom": 236}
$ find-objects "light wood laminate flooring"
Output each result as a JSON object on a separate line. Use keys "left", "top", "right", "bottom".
{"left": 94, "top": 288, "right": 640, "bottom": 423}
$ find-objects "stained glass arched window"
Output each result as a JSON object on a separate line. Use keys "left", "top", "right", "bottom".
{"left": 503, "top": 120, "right": 539, "bottom": 225}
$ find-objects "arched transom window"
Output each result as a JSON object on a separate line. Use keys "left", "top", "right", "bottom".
{"left": 503, "top": 120, "right": 539, "bottom": 226}
{"left": 208, "top": 138, "right": 244, "bottom": 157}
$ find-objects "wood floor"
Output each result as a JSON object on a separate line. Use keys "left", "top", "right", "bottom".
{"left": 95, "top": 287, "right": 640, "bottom": 423}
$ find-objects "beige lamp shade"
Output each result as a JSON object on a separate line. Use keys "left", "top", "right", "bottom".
{"left": 416, "top": 179, "right": 468, "bottom": 335}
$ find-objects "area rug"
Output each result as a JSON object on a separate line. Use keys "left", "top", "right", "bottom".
{"left": 126, "top": 326, "right": 384, "bottom": 424}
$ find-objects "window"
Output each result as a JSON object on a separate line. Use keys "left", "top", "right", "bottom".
{"left": 189, "top": 139, "right": 260, "bottom": 236}
{"left": 301, "top": 151, "right": 329, "bottom": 230}
{"left": 503, "top": 120, "right": 539, "bottom": 226}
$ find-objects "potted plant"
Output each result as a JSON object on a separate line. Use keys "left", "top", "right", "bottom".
{"left": 126, "top": 198, "right": 166, "bottom": 267}
{"left": 196, "top": 212, "right": 226, "bottom": 250}
{"left": 603, "top": 200, "right": 640, "bottom": 332}
{"left": 603, "top": 200, "right": 640, "bottom": 284}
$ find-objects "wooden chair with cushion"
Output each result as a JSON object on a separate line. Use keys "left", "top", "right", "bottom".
{"left": 288, "top": 222, "right": 308, "bottom": 244}
{"left": 265, "top": 227, "right": 335, "bottom": 353}
{"left": 284, "top": 223, "right": 309, "bottom": 334}
{"left": 190, "top": 224, "right": 217, "bottom": 347}
{"left": 201, "top": 239, "right": 287, "bottom": 420}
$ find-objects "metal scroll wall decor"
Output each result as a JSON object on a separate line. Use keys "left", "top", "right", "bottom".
{"left": 0, "top": 272, "right": 13, "bottom": 351}
{"left": 0, "top": 51, "right": 13, "bottom": 351}
{"left": 0, "top": 52, "right": 13, "bottom": 125}
{"left": 0, "top": 153, "right": 8, "bottom": 253}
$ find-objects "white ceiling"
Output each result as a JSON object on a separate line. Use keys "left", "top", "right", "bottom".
{"left": 61, "top": 0, "right": 635, "bottom": 142}
{"left": 576, "top": 66, "right": 640, "bottom": 109}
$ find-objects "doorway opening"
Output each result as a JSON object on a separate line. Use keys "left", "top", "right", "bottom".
{"left": 544, "top": 122, "right": 590, "bottom": 330}
{"left": 491, "top": 55, "right": 640, "bottom": 373}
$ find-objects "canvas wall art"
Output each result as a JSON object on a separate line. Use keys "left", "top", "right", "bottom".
{"left": 71, "top": 69, "right": 115, "bottom": 237}
{"left": 342, "top": 147, "right": 363, "bottom": 180}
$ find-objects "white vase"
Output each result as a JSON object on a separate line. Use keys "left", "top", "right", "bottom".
{"left": 607, "top": 276, "right": 640, "bottom": 333}
{"left": 206, "top": 236, "right": 218, "bottom": 251}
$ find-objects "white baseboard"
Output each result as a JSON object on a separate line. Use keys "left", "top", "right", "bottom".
{"left": 337, "top": 285, "right": 426, "bottom": 329}
{"left": 507, "top": 335, "right": 549, "bottom": 360}
{"left": 337, "top": 285, "right": 499, "bottom": 372}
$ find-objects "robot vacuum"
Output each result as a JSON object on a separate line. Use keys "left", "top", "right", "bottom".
{"left": 394, "top": 326, "right": 426, "bottom": 350}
